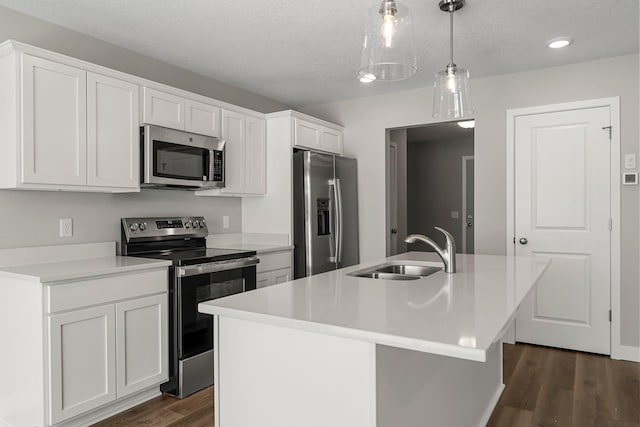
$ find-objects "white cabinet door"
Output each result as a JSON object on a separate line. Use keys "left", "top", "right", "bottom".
{"left": 115, "top": 294, "right": 168, "bottom": 398}
{"left": 142, "top": 87, "right": 185, "bottom": 130}
{"left": 221, "top": 109, "right": 246, "bottom": 194}
{"left": 272, "top": 268, "right": 292, "bottom": 285}
{"left": 87, "top": 72, "right": 139, "bottom": 189}
{"left": 48, "top": 305, "right": 116, "bottom": 425}
{"left": 21, "top": 54, "right": 87, "bottom": 186}
{"left": 294, "top": 118, "right": 321, "bottom": 150}
{"left": 256, "top": 272, "right": 273, "bottom": 289}
{"left": 185, "top": 99, "right": 221, "bottom": 138}
{"left": 244, "top": 116, "right": 266, "bottom": 194}
{"left": 319, "top": 127, "right": 343, "bottom": 155}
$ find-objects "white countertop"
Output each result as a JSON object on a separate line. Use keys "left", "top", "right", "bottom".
{"left": 0, "top": 256, "right": 172, "bottom": 283}
{"left": 199, "top": 252, "right": 549, "bottom": 362}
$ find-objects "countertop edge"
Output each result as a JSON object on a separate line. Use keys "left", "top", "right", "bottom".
{"left": 0, "top": 257, "right": 172, "bottom": 283}
{"left": 198, "top": 303, "right": 487, "bottom": 362}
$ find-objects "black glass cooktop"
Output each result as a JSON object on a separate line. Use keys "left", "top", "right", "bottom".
{"left": 135, "top": 248, "right": 257, "bottom": 266}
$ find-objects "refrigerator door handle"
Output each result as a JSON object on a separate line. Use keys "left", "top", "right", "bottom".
{"left": 329, "top": 179, "right": 340, "bottom": 263}
{"left": 335, "top": 178, "right": 344, "bottom": 263}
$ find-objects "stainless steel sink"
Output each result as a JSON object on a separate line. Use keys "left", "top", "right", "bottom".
{"left": 374, "top": 265, "right": 441, "bottom": 277}
{"left": 347, "top": 263, "right": 442, "bottom": 280}
{"left": 356, "top": 272, "right": 422, "bottom": 281}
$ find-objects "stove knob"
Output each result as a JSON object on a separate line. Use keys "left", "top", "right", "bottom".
{"left": 139, "top": 222, "right": 147, "bottom": 231}
{"left": 193, "top": 221, "right": 199, "bottom": 229}
{"left": 185, "top": 221, "right": 192, "bottom": 229}
{"left": 129, "top": 223, "right": 139, "bottom": 232}
{"left": 199, "top": 220, "right": 205, "bottom": 228}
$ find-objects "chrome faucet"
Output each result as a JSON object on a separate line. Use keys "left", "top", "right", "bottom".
{"left": 405, "top": 227, "right": 457, "bottom": 273}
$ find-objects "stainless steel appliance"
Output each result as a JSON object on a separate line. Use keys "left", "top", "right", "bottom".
{"left": 120, "top": 216, "right": 258, "bottom": 398}
{"left": 293, "top": 150, "right": 359, "bottom": 278}
{"left": 141, "top": 124, "right": 225, "bottom": 189}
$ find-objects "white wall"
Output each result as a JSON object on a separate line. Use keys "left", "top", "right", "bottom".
{"left": 301, "top": 54, "right": 640, "bottom": 349}
{"left": 406, "top": 136, "right": 474, "bottom": 251}
{"left": 0, "top": 6, "right": 290, "bottom": 250}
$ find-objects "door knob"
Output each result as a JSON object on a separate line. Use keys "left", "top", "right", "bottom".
{"left": 391, "top": 228, "right": 398, "bottom": 234}
{"left": 519, "top": 237, "right": 528, "bottom": 245}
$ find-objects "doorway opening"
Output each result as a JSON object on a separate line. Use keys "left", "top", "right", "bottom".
{"left": 386, "top": 121, "right": 474, "bottom": 256}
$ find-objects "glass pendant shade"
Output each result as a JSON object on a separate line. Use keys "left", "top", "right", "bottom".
{"left": 358, "top": 1, "right": 417, "bottom": 82}
{"left": 432, "top": 65, "right": 473, "bottom": 119}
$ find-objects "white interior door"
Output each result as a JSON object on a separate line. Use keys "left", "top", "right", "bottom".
{"left": 515, "top": 106, "right": 611, "bottom": 355}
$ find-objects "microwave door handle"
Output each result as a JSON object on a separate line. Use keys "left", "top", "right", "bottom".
{"left": 208, "top": 150, "right": 214, "bottom": 181}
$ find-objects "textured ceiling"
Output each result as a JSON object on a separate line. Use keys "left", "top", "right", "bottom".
{"left": 0, "top": 0, "right": 637, "bottom": 108}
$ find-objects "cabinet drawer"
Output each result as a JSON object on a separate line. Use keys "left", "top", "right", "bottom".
{"left": 46, "top": 269, "right": 168, "bottom": 313}
{"left": 257, "top": 251, "right": 292, "bottom": 273}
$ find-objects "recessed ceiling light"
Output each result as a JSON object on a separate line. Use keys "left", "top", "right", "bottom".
{"left": 457, "top": 120, "right": 475, "bottom": 129}
{"left": 547, "top": 37, "right": 573, "bottom": 49}
{"left": 359, "top": 73, "right": 376, "bottom": 83}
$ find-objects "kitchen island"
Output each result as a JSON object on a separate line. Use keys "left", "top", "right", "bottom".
{"left": 198, "top": 252, "right": 549, "bottom": 427}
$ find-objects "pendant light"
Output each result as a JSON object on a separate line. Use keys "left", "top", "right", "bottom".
{"left": 358, "top": 0, "right": 417, "bottom": 82}
{"left": 432, "top": 0, "right": 473, "bottom": 119}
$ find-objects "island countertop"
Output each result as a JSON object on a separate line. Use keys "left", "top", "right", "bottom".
{"left": 199, "top": 252, "right": 549, "bottom": 361}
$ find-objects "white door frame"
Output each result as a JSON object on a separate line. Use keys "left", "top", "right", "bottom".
{"left": 506, "top": 97, "right": 624, "bottom": 359}
{"left": 461, "top": 155, "right": 474, "bottom": 254}
{"left": 389, "top": 141, "right": 399, "bottom": 256}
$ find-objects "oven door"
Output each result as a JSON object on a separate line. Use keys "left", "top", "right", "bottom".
{"left": 176, "top": 263, "right": 257, "bottom": 359}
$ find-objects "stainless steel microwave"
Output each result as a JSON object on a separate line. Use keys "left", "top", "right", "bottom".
{"left": 141, "top": 124, "right": 225, "bottom": 190}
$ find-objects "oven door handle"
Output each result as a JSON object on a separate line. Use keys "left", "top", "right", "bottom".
{"left": 176, "top": 257, "right": 259, "bottom": 277}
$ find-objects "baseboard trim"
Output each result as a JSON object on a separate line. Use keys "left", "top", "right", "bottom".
{"left": 478, "top": 383, "right": 505, "bottom": 427}
{"left": 612, "top": 344, "right": 640, "bottom": 362}
{"left": 58, "top": 386, "right": 161, "bottom": 427}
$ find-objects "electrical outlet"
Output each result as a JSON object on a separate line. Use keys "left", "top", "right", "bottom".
{"left": 59, "top": 218, "right": 73, "bottom": 237}
{"left": 624, "top": 153, "right": 636, "bottom": 169}
{"left": 222, "top": 216, "right": 230, "bottom": 229}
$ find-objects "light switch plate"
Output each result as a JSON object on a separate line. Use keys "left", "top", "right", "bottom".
{"left": 451, "top": 211, "right": 460, "bottom": 219}
{"left": 624, "top": 153, "right": 636, "bottom": 169}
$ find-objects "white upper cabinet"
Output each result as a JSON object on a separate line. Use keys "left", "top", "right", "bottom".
{"left": 294, "top": 116, "right": 343, "bottom": 155}
{"left": 142, "top": 87, "right": 185, "bottom": 130}
{"left": 21, "top": 55, "right": 87, "bottom": 186}
{"left": 87, "top": 72, "right": 139, "bottom": 189}
{"left": 198, "top": 109, "right": 266, "bottom": 197}
{"left": 221, "top": 109, "right": 246, "bottom": 194}
{"left": 143, "top": 87, "right": 222, "bottom": 138}
{"left": 0, "top": 45, "right": 140, "bottom": 192}
{"left": 245, "top": 116, "right": 267, "bottom": 194}
{"left": 185, "top": 99, "right": 221, "bottom": 138}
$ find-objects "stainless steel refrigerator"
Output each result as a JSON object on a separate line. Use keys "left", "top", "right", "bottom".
{"left": 293, "top": 150, "right": 359, "bottom": 278}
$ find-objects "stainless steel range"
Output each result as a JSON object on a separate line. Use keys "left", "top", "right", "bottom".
{"left": 120, "top": 216, "right": 258, "bottom": 398}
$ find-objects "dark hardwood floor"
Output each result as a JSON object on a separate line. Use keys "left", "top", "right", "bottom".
{"left": 93, "top": 343, "right": 639, "bottom": 426}
{"left": 488, "top": 343, "right": 640, "bottom": 427}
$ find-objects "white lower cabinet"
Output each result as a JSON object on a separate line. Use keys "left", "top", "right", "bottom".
{"left": 115, "top": 294, "right": 168, "bottom": 399}
{"left": 49, "top": 305, "right": 117, "bottom": 425}
{"left": 256, "top": 250, "right": 293, "bottom": 289}
{"left": 46, "top": 269, "right": 168, "bottom": 425}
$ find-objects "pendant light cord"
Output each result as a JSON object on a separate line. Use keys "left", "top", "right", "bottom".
{"left": 449, "top": 5, "right": 455, "bottom": 67}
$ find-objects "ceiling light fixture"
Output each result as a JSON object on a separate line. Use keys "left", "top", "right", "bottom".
{"left": 457, "top": 120, "right": 475, "bottom": 129}
{"left": 358, "top": 0, "right": 417, "bottom": 81}
{"left": 547, "top": 37, "right": 573, "bottom": 49}
{"left": 432, "top": 0, "right": 473, "bottom": 119}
